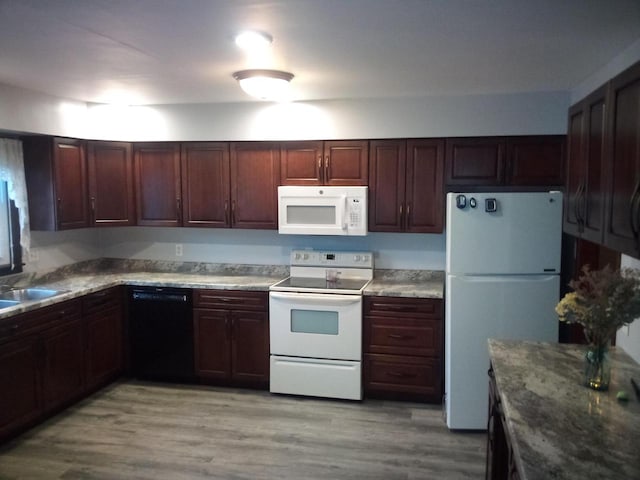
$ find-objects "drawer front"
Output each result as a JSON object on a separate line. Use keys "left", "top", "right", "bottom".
{"left": 365, "top": 316, "right": 441, "bottom": 357}
{"left": 0, "top": 299, "right": 82, "bottom": 341}
{"left": 82, "top": 287, "right": 121, "bottom": 316}
{"left": 364, "top": 353, "right": 442, "bottom": 401}
{"left": 194, "top": 289, "right": 267, "bottom": 310}
{"left": 364, "top": 296, "right": 441, "bottom": 318}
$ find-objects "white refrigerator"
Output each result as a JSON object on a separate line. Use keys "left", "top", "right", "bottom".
{"left": 445, "top": 191, "right": 562, "bottom": 430}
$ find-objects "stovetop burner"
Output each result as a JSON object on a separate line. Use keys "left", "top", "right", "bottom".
{"left": 271, "top": 276, "right": 371, "bottom": 293}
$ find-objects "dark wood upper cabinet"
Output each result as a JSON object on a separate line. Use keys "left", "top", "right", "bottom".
{"left": 280, "top": 141, "right": 324, "bottom": 185}
{"left": 181, "top": 142, "right": 231, "bottom": 228}
{"left": 323, "top": 140, "right": 369, "bottom": 185}
{"left": 445, "top": 137, "right": 504, "bottom": 186}
{"left": 369, "top": 139, "right": 443, "bottom": 233}
{"left": 369, "top": 140, "right": 406, "bottom": 231}
{"left": 230, "top": 142, "right": 280, "bottom": 229}
{"left": 133, "top": 143, "right": 182, "bottom": 227}
{"left": 23, "top": 137, "right": 89, "bottom": 230}
{"left": 405, "top": 139, "right": 444, "bottom": 233}
{"left": 280, "top": 140, "right": 368, "bottom": 185}
{"left": 506, "top": 136, "right": 565, "bottom": 186}
{"left": 604, "top": 61, "right": 640, "bottom": 257}
{"left": 445, "top": 136, "right": 564, "bottom": 187}
{"left": 87, "top": 141, "right": 135, "bottom": 227}
{"left": 564, "top": 86, "right": 607, "bottom": 243}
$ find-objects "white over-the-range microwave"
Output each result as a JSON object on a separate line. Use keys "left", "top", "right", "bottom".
{"left": 277, "top": 186, "right": 368, "bottom": 236}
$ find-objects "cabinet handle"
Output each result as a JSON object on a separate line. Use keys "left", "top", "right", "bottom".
{"left": 224, "top": 201, "right": 229, "bottom": 225}
{"left": 176, "top": 198, "right": 182, "bottom": 222}
{"left": 231, "top": 200, "right": 236, "bottom": 225}
{"left": 386, "top": 371, "right": 416, "bottom": 379}
{"left": 399, "top": 203, "right": 404, "bottom": 228}
{"left": 388, "top": 333, "right": 415, "bottom": 340}
{"left": 324, "top": 156, "right": 329, "bottom": 181}
{"left": 406, "top": 203, "right": 411, "bottom": 229}
{"left": 90, "top": 196, "right": 96, "bottom": 223}
{"left": 317, "top": 156, "right": 323, "bottom": 181}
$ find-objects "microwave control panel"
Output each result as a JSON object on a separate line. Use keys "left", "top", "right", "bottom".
{"left": 347, "top": 197, "right": 363, "bottom": 228}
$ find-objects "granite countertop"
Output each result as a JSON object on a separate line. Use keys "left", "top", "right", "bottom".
{"left": 0, "top": 259, "right": 445, "bottom": 321}
{"left": 364, "top": 269, "right": 444, "bottom": 298}
{"left": 488, "top": 339, "right": 640, "bottom": 480}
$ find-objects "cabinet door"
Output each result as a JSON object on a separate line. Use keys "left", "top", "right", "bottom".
{"left": 54, "top": 138, "right": 89, "bottom": 229}
{"left": 280, "top": 141, "right": 323, "bottom": 185}
{"left": 181, "top": 142, "right": 230, "bottom": 228}
{"left": 605, "top": 62, "right": 640, "bottom": 257}
{"left": 0, "top": 337, "right": 41, "bottom": 440}
{"left": 87, "top": 141, "right": 135, "bottom": 226}
{"left": 42, "top": 316, "right": 85, "bottom": 412}
{"left": 85, "top": 306, "right": 123, "bottom": 391}
{"left": 231, "top": 310, "right": 269, "bottom": 385}
{"left": 564, "top": 103, "right": 586, "bottom": 236}
{"left": 134, "top": 143, "right": 182, "bottom": 226}
{"left": 445, "top": 138, "right": 505, "bottom": 185}
{"left": 230, "top": 142, "right": 280, "bottom": 229}
{"left": 582, "top": 88, "right": 608, "bottom": 244}
{"left": 506, "top": 136, "right": 565, "bottom": 186}
{"left": 323, "top": 140, "right": 368, "bottom": 186}
{"left": 193, "top": 309, "right": 231, "bottom": 380}
{"left": 368, "top": 140, "right": 406, "bottom": 232}
{"left": 405, "top": 139, "right": 444, "bottom": 233}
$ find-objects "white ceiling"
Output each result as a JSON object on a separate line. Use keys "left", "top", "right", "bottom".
{"left": 0, "top": 0, "right": 639, "bottom": 106}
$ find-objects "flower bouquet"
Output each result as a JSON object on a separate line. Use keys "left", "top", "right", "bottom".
{"left": 556, "top": 265, "right": 640, "bottom": 390}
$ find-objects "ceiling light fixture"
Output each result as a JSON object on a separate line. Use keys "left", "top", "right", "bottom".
{"left": 234, "top": 31, "right": 273, "bottom": 50}
{"left": 233, "top": 69, "right": 294, "bottom": 101}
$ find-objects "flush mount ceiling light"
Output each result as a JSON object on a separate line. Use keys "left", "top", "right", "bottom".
{"left": 233, "top": 69, "right": 294, "bottom": 101}
{"left": 234, "top": 31, "right": 273, "bottom": 50}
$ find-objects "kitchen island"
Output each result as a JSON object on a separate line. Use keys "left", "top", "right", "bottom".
{"left": 487, "top": 339, "right": 640, "bottom": 480}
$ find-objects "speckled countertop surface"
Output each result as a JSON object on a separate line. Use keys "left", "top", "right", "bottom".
{"left": 488, "top": 339, "right": 640, "bottom": 480}
{"left": 365, "top": 269, "right": 444, "bottom": 299}
{"left": 0, "top": 259, "right": 444, "bottom": 321}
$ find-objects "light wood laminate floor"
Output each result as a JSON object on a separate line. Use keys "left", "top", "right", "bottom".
{"left": 0, "top": 381, "right": 486, "bottom": 479}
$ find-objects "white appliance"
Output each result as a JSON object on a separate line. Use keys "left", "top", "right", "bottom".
{"left": 277, "top": 186, "right": 367, "bottom": 236}
{"left": 269, "top": 250, "right": 373, "bottom": 400}
{"left": 445, "top": 191, "right": 562, "bottom": 430}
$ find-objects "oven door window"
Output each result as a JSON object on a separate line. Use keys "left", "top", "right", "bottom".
{"left": 291, "top": 309, "right": 339, "bottom": 335}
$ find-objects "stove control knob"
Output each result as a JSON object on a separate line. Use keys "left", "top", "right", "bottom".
{"left": 354, "top": 255, "right": 361, "bottom": 262}
{"left": 303, "top": 253, "right": 309, "bottom": 260}
{"left": 294, "top": 253, "right": 301, "bottom": 260}
{"left": 363, "top": 255, "right": 370, "bottom": 262}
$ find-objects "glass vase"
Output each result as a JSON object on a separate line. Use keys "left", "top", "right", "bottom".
{"left": 584, "top": 344, "right": 610, "bottom": 391}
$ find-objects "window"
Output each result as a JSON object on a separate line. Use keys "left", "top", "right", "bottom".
{"left": 0, "top": 181, "right": 21, "bottom": 275}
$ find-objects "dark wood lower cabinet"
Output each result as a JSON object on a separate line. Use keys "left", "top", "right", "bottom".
{"left": 0, "top": 336, "right": 41, "bottom": 440}
{"left": 41, "top": 316, "right": 85, "bottom": 412}
{"left": 0, "top": 290, "right": 124, "bottom": 443}
{"left": 194, "top": 289, "right": 269, "bottom": 388}
{"left": 363, "top": 296, "right": 443, "bottom": 402}
{"left": 83, "top": 287, "right": 124, "bottom": 392}
{"left": 486, "top": 366, "right": 521, "bottom": 480}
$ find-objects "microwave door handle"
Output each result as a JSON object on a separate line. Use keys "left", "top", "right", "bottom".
{"left": 342, "top": 195, "right": 348, "bottom": 230}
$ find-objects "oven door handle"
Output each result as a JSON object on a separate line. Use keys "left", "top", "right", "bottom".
{"left": 269, "top": 291, "right": 362, "bottom": 305}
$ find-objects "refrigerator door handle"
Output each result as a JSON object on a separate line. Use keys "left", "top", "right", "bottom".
{"left": 454, "top": 274, "right": 559, "bottom": 283}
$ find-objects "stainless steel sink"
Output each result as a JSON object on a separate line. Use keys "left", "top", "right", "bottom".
{"left": 0, "top": 288, "right": 67, "bottom": 303}
{"left": 0, "top": 299, "right": 20, "bottom": 309}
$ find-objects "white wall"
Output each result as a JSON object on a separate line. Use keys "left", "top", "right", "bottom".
{"left": 616, "top": 255, "right": 640, "bottom": 363}
{"left": 98, "top": 227, "right": 445, "bottom": 270}
{"left": 25, "top": 229, "right": 101, "bottom": 273}
{"left": 571, "top": 37, "right": 640, "bottom": 104}
{"left": 84, "top": 91, "right": 569, "bottom": 142}
{"left": 0, "top": 82, "right": 569, "bottom": 141}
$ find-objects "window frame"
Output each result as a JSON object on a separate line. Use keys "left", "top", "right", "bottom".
{"left": 0, "top": 186, "right": 22, "bottom": 276}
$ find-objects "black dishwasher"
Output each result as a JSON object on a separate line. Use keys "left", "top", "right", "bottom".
{"left": 128, "top": 286, "right": 195, "bottom": 382}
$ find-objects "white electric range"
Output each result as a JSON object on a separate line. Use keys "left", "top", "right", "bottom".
{"left": 269, "top": 250, "right": 373, "bottom": 400}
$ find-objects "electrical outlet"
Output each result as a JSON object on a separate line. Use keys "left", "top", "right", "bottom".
{"left": 175, "top": 244, "right": 183, "bottom": 257}
{"left": 28, "top": 248, "right": 39, "bottom": 262}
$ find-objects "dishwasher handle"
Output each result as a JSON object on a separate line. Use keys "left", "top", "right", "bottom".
{"left": 131, "top": 291, "right": 189, "bottom": 302}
